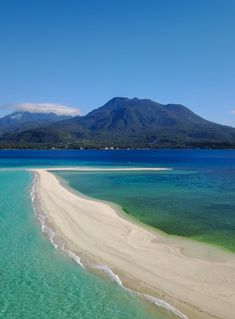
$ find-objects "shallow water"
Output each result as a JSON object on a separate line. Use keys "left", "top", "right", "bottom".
{"left": 53, "top": 150, "right": 235, "bottom": 252}
{"left": 0, "top": 170, "right": 174, "bottom": 319}
{"left": 1, "top": 149, "right": 235, "bottom": 318}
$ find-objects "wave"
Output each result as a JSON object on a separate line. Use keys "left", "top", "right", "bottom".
{"left": 91, "top": 262, "right": 188, "bottom": 319}
{"left": 30, "top": 172, "right": 84, "bottom": 267}
{"left": 141, "top": 294, "right": 188, "bottom": 319}
{"left": 92, "top": 263, "right": 123, "bottom": 286}
{"left": 30, "top": 172, "right": 188, "bottom": 319}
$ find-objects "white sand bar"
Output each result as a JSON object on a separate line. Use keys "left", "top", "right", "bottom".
{"left": 33, "top": 168, "right": 235, "bottom": 319}
{"left": 36, "top": 166, "right": 172, "bottom": 171}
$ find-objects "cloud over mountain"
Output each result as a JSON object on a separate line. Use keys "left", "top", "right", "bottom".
{"left": 2, "top": 103, "right": 80, "bottom": 116}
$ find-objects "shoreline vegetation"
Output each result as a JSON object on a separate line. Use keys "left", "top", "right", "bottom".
{"left": 31, "top": 167, "right": 235, "bottom": 319}
{"left": 1, "top": 145, "right": 235, "bottom": 150}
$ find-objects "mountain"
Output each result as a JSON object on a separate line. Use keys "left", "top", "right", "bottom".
{"left": 0, "top": 111, "right": 72, "bottom": 135}
{"left": 1, "top": 97, "right": 235, "bottom": 149}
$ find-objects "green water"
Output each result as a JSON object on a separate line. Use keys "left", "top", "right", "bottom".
{"left": 1, "top": 150, "right": 235, "bottom": 318}
{"left": 56, "top": 169, "right": 235, "bottom": 252}
{"left": 0, "top": 170, "right": 173, "bottom": 319}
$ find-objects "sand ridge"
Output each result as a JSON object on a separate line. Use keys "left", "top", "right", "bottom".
{"left": 32, "top": 168, "right": 235, "bottom": 319}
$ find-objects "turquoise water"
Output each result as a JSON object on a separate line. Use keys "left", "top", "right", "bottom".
{"left": 57, "top": 168, "right": 235, "bottom": 252}
{"left": 0, "top": 170, "right": 173, "bottom": 319}
{"left": 1, "top": 149, "right": 235, "bottom": 318}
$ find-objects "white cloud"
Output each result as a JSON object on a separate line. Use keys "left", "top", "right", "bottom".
{"left": 1, "top": 103, "right": 80, "bottom": 116}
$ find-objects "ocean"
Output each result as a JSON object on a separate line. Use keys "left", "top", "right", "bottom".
{"left": 0, "top": 149, "right": 235, "bottom": 318}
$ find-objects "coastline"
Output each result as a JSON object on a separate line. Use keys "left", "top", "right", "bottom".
{"left": 31, "top": 168, "right": 235, "bottom": 319}
{"left": 55, "top": 170, "right": 234, "bottom": 258}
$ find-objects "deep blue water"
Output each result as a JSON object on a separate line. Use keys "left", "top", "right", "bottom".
{"left": 0, "top": 149, "right": 235, "bottom": 169}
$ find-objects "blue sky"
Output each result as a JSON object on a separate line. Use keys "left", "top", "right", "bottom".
{"left": 0, "top": 0, "right": 235, "bottom": 126}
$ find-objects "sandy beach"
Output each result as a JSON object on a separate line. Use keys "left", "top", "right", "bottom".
{"left": 33, "top": 168, "right": 235, "bottom": 319}
{"left": 33, "top": 167, "right": 172, "bottom": 171}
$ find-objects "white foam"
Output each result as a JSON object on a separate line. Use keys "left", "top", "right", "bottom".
{"left": 92, "top": 264, "right": 123, "bottom": 286}
{"left": 61, "top": 244, "right": 85, "bottom": 268}
{"left": 92, "top": 262, "right": 188, "bottom": 319}
{"left": 30, "top": 173, "right": 37, "bottom": 202}
{"left": 30, "top": 172, "right": 85, "bottom": 266}
{"left": 142, "top": 294, "right": 188, "bottom": 319}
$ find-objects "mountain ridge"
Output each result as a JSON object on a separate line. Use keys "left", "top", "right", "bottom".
{"left": 0, "top": 111, "right": 72, "bottom": 135}
{"left": 0, "top": 97, "right": 235, "bottom": 149}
